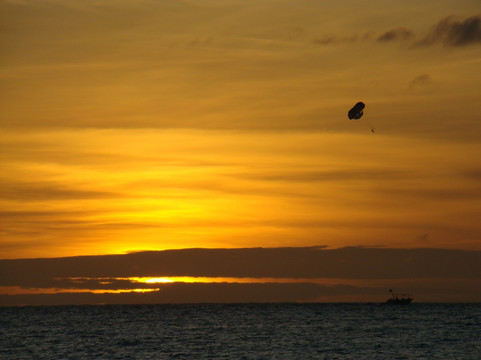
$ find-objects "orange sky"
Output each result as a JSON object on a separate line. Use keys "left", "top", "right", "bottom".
{"left": 0, "top": 1, "right": 480, "bottom": 303}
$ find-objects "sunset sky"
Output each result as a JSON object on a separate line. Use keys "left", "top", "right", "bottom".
{"left": 1, "top": 0, "right": 481, "bottom": 304}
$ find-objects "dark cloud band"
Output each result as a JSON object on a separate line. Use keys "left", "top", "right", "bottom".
{"left": 2, "top": 247, "right": 480, "bottom": 288}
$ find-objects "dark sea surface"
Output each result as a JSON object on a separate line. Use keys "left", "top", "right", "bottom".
{"left": 1, "top": 303, "right": 480, "bottom": 359}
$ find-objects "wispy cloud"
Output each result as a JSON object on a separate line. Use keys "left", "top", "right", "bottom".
{"left": 465, "top": 168, "right": 481, "bottom": 182}
{"left": 417, "top": 15, "right": 481, "bottom": 47}
{"left": 237, "top": 168, "right": 410, "bottom": 183}
{"left": 313, "top": 15, "right": 481, "bottom": 48}
{"left": 312, "top": 34, "right": 360, "bottom": 45}
{"left": 377, "top": 28, "right": 414, "bottom": 42}
{"left": 409, "top": 74, "right": 432, "bottom": 88}
{"left": 0, "top": 181, "right": 119, "bottom": 201}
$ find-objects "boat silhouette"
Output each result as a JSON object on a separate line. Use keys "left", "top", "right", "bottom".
{"left": 385, "top": 289, "right": 413, "bottom": 304}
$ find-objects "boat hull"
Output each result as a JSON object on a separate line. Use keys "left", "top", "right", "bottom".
{"left": 385, "top": 298, "right": 413, "bottom": 305}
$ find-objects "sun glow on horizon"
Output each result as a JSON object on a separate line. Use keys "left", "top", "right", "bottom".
{"left": 0, "top": 286, "right": 157, "bottom": 295}
{"left": 136, "top": 277, "right": 175, "bottom": 284}
{"left": 130, "top": 276, "right": 362, "bottom": 285}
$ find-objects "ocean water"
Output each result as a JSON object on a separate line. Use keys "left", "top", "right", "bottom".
{"left": 1, "top": 303, "right": 480, "bottom": 359}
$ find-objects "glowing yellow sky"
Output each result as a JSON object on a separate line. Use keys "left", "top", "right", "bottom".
{"left": 1, "top": 0, "right": 481, "bottom": 259}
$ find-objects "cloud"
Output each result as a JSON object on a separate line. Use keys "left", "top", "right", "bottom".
{"left": 464, "top": 168, "right": 481, "bottom": 182}
{"left": 2, "top": 247, "right": 480, "bottom": 288}
{"left": 418, "top": 15, "right": 481, "bottom": 47}
{"left": 417, "top": 233, "right": 429, "bottom": 242}
{"left": 377, "top": 28, "right": 414, "bottom": 42}
{"left": 409, "top": 74, "right": 432, "bottom": 88}
{"left": 312, "top": 34, "right": 359, "bottom": 45}
{"left": 314, "top": 15, "right": 481, "bottom": 48}
{"left": 237, "top": 168, "right": 410, "bottom": 183}
{"left": 379, "top": 15, "right": 481, "bottom": 47}
{"left": 0, "top": 283, "right": 376, "bottom": 306}
{"left": 0, "top": 181, "right": 119, "bottom": 201}
{"left": 375, "top": 184, "right": 481, "bottom": 201}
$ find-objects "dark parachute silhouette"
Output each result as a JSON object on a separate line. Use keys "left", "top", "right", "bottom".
{"left": 347, "top": 101, "right": 374, "bottom": 133}
{"left": 348, "top": 102, "right": 365, "bottom": 120}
